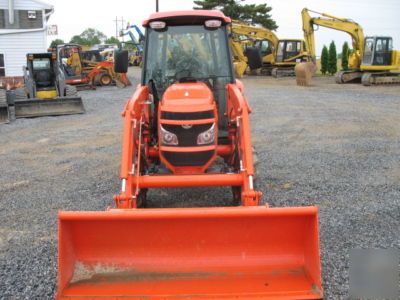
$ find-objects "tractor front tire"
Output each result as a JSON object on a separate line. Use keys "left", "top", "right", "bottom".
{"left": 65, "top": 85, "right": 78, "bottom": 96}
{"left": 99, "top": 73, "right": 112, "bottom": 86}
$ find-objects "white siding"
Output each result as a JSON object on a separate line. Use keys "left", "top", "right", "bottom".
{"left": 0, "top": 29, "right": 47, "bottom": 76}
{"left": 0, "top": 0, "right": 53, "bottom": 76}
{"left": 0, "top": 0, "right": 52, "bottom": 10}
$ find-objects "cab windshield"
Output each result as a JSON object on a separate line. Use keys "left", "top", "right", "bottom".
{"left": 143, "top": 25, "right": 232, "bottom": 97}
{"left": 33, "top": 58, "right": 51, "bottom": 70}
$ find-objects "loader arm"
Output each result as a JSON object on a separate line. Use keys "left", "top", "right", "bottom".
{"left": 301, "top": 8, "right": 365, "bottom": 68}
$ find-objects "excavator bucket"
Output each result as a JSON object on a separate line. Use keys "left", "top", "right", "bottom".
{"left": 295, "top": 62, "right": 316, "bottom": 86}
{"left": 57, "top": 206, "right": 323, "bottom": 299}
{"left": 14, "top": 97, "right": 85, "bottom": 118}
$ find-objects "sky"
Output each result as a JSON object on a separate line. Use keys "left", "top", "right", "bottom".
{"left": 45, "top": 0, "right": 400, "bottom": 56}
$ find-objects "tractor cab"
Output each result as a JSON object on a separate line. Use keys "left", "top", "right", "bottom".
{"left": 142, "top": 12, "right": 234, "bottom": 174}
{"left": 142, "top": 12, "right": 234, "bottom": 143}
{"left": 275, "top": 39, "right": 304, "bottom": 63}
{"left": 362, "top": 36, "right": 393, "bottom": 66}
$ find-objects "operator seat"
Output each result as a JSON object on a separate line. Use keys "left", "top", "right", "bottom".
{"left": 34, "top": 69, "right": 53, "bottom": 87}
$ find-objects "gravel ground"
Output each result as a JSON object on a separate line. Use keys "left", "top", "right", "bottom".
{"left": 0, "top": 68, "right": 399, "bottom": 299}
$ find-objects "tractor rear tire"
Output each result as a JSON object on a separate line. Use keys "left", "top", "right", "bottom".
{"left": 114, "top": 50, "right": 129, "bottom": 73}
{"left": 65, "top": 85, "right": 78, "bottom": 96}
{"left": 99, "top": 73, "right": 112, "bottom": 86}
{"left": 245, "top": 47, "right": 263, "bottom": 70}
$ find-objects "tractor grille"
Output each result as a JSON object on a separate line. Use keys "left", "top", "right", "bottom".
{"left": 162, "top": 150, "right": 214, "bottom": 166}
{"left": 163, "top": 123, "right": 214, "bottom": 147}
{"left": 161, "top": 110, "right": 214, "bottom": 120}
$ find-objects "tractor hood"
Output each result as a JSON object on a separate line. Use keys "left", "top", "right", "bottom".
{"left": 161, "top": 82, "right": 215, "bottom": 112}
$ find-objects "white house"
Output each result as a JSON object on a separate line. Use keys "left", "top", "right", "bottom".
{"left": 0, "top": 0, "right": 54, "bottom": 76}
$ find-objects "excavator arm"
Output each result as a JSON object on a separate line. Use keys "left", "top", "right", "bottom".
{"left": 231, "top": 20, "right": 279, "bottom": 49}
{"left": 301, "top": 8, "right": 365, "bottom": 69}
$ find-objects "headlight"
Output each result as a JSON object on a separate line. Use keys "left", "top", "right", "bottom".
{"left": 160, "top": 125, "right": 178, "bottom": 145}
{"left": 197, "top": 124, "right": 215, "bottom": 145}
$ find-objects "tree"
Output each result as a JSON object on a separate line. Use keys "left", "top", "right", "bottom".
{"left": 69, "top": 28, "right": 106, "bottom": 46}
{"left": 320, "top": 45, "right": 329, "bottom": 75}
{"left": 194, "top": 0, "right": 278, "bottom": 30}
{"left": 105, "top": 36, "right": 121, "bottom": 47}
{"left": 328, "top": 41, "right": 337, "bottom": 75}
{"left": 70, "top": 35, "right": 87, "bottom": 46}
{"left": 341, "top": 41, "right": 349, "bottom": 71}
{"left": 49, "top": 39, "right": 64, "bottom": 48}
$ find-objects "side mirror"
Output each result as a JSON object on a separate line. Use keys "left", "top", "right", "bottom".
{"left": 114, "top": 50, "right": 129, "bottom": 73}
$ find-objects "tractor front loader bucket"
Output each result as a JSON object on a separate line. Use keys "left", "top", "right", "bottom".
{"left": 57, "top": 206, "right": 323, "bottom": 299}
{"left": 14, "top": 97, "right": 85, "bottom": 118}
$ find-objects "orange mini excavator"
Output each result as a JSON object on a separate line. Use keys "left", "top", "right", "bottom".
{"left": 57, "top": 10, "right": 323, "bottom": 299}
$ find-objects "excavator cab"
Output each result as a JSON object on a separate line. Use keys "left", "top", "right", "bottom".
{"left": 57, "top": 10, "right": 322, "bottom": 300}
{"left": 276, "top": 39, "right": 304, "bottom": 63}
{"left": 254, "top": 39, "right": 274, "bottom": 57}
{"left": 362, "top": 36, "right": 392, "bottom": 66}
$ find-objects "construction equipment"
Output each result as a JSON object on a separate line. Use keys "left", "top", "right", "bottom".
{"left": 296, "top": 8, "right": 400, "bottom": 86}
{"left": 120, "top": 24, "right": 145, "bottom": 66}
{"left": 230, "top": 21, "right": 309, "bottom": 77}
{"left": 1, "top": 53, "right": 84, "bottom": 121}
{"left": 57, "top": 44, "right": 130, "bottom": 89}
{"left": 270, "top": 39, "right": 309, "bottom": 77}
{"left": 57, "top": 10, "right": 323, "bottom": 299}
{"left": 230, "top": 20, "right": 278, "bottom": 77}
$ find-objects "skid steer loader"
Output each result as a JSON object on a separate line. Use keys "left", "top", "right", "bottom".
{"left": 12, "top": 52, "right": 85, "bottom": 118}
{"left": 57, "top": 11, "right": 323, "bottom": 299}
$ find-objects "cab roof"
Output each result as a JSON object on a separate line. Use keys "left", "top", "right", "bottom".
{"left": 143, "top": 10, "right": 231, "bottom": 26}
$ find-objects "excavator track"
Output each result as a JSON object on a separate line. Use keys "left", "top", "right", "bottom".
{"left": 335, "top": 70, "right": 363, "bottom": 84}
{"left": 361, "top": 72, "right": 400, "bottom": 86}
{"left": 271, "top": 67, "right": 296, "bottom": 78}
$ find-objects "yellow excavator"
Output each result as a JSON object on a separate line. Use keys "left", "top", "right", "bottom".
{"left": 296, "top": 8, "right": 400, "bottom": 86}
{"left": 230, "top": 20, "right": 277, "bottom": 77}
{"left": 230, "top": 21, "right": 310, "bottom": 77}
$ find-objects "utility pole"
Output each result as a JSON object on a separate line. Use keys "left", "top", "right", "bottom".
{"left": 121, "top": 17, "right": 125, "bottom": 42}
{"left": 156, "top": 0, "right": 159, "bottom": 12}
{"left": 114, "top": 16, "right": 119, "bottom": 39}
{"left": 113, "top": 17, "right": 126, "bottom": 40}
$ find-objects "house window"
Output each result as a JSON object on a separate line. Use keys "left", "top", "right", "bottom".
{"left": 0, "top": 54, "right": 5, "bottom": 76}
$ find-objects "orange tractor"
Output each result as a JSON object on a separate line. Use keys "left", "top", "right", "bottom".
{"left": 57, "top": 11, "right": 323, "bottom": 299}
{"left": 57, "top": 44, "right": 130, "bottom": 89}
